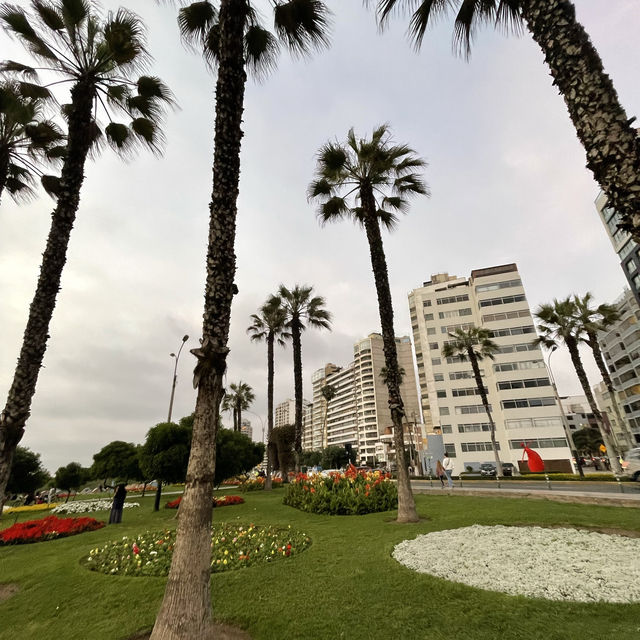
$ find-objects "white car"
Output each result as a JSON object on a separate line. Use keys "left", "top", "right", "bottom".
{"left": 621, "top": 447, "right": 640, "bottom": 481}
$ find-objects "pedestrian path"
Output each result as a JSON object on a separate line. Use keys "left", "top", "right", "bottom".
{"left": 412, "top": 482, "right": 640, "bottom": 508}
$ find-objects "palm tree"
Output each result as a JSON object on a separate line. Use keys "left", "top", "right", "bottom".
{"left": 534, "top": 297, "right": 623, "bottom": 474}
{"left": 573, "top": 292, "right": 635, "bottom": 450}
{"left": 150, "top": 3, "right": 331, "bottom": 637}
{"left": 223, "top": 381, "right": 255, "bottom": 432}
{"left": 320, "top": 383, "right": 336, "bottom": 448}
{"left": 441, "top": 327, "right": 502, "bottom": 476}
{"left": 247, "top": 298, "right": 289, "bottom": 490}
{"left": 274, "top": 284, "right": 331, "bottom": 469}
{"left": 0, "top": 79, "right": 64, "bottom": 205}
{"left": 308, "top": 124, "right": 427, "bottom": 523}
{"left": 0, "top": 1, "right": 172, "bottom": 510}
{"left": 376, "top": 0, "right": 640, "bottom": 239}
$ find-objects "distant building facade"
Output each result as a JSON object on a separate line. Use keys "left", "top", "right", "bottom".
{"left": 240, "top": 418, "right": 252, "bottom": 440}
{"left": 408, "top": 263, "right": 572, "bottom": 472}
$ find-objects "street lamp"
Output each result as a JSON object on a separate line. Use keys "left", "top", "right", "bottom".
{"left": 545, "top": 345, "right": 583, "bottom": 477}
{"left": 167, "top": 334, "right": 189, "bottom": 423}
{"left": 244, "top": 409, "right": 265, "bottom": 442}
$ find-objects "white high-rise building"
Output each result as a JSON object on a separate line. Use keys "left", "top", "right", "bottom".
{"left": 408, "top": 264, "right": 572, "bottom": 472}
{"left": 240, "top": 418, "right": 252, "bottom": 440}
{"left": 274, "top": 399, "right": 295, "bottom": 429}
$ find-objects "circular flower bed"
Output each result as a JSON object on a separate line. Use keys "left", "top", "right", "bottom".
{"left": 85, "top": 522, "right": 311, "bottom": 577}
{"left": 393, "top": 524, "right": 640, "bottom": 603}
{"left": 284, "top": 465, "right": 397, "bottom": 515}
{"left": 52, "top": 499, "right": 140, "bottom": 514}
{"left": 0, "top": 515, "right": 105, "bottom": 545}
{"left": 165, "top": 495, "right": 244, "bottom": 509}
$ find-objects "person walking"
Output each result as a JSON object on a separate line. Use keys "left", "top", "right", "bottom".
{"left": 435, "top": 459, "right": 446, "bottom": 488}
{"left": 442, "top": 453, "right": 455, "bottom": 488}
{"left": 109, "top": 483, "right": 127, "bottom": 524}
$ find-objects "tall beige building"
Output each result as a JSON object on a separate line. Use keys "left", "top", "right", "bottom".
{"left": 308, "top": 333, "right": 421, "bottom": 465}
{"left": 409, "top": 264, "right": 572, "bottom": 471}
{"left": 275, "top": 398, "right": 311, "bottom": 433}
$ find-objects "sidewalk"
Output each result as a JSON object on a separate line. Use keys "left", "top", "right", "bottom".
{"left": 412, "top": 482, "right": 640, "bottom": 508}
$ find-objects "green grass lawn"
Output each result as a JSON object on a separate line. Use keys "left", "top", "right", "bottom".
{"left": 1, "top": 491, "right": 639, "bottom": 640}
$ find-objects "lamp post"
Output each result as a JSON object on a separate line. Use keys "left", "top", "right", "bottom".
{"left": 167, "top": 335, "right": 189, "bottom": 423}
{"left": 244, "top": 409, "right": 265, "bottom": 442}
{"left": 545, "top": 346, "right": 583, "bottom": 477}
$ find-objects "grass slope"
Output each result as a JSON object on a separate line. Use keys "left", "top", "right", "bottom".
{"left": 1, "top": 491, "right": 639, "bottom": 640}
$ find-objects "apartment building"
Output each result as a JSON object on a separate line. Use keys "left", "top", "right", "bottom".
{"left": 408, "top": 264, "right": 572, "bottom": 472}
{"left": 240, "top": 418, "right": 253, "bottom": 441}
{"left": 275, "top": 398, "right": 312, "bottom": 434}
{"left": 595, "top": 192, "right": 640, "bottom": 305}
{"left": 308, "top": 333, "right": 421, "bottom": 465}
{"left": 597, "top": 288, "right": 640, "bottom": 446}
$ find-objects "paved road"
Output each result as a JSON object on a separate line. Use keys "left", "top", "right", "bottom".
{"left": 412, "top": 478, "right": 640, "bottom": 494}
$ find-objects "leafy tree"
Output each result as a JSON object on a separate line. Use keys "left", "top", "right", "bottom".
{"left": 0, "top": 79, "right": 64, "bottom": 204}
{"left": 91, "top": 441, "right": 142, "bottom": 486}
{"left": 222, "top": 381, "right": 255, "bottom": 432}
{"left": 139, "top": 422, "right": 192, "bottom": 512}
{"left": 54, "top": 462, "right": 86, "bottom": 503}
{"left": 6, "top": 446, "right": 49, "bottom": 496}
{"left": 534, "top": 297, "right": 622, "bottom": 473}
{"left": 247, "top": 297, "right": 289, "bottom": 490}
{"left": 215, "top": 428, "right": 264, "bottom": 485}
{"left": 0, "top": 0, "right": 173, "bottom": 508}
{"left": 572, "top": 427, "right": 604, "bottom": 457}
{"left": 376, "top": 0, "right": 640, "bottom": 239}
{"left": 320, "top": 383, "right": 336, "bottom": 448}
{"left": 442, "top": 327, "right": 502, "bottom": 475}
{"left": 320, "top": 445, "right": 349, "bottom": 470}
{"left": 573, "top": 292, "right": 635, "bottom": 450}
{"left": 270, "top": 424, "right": 296, "bottom": 478}
{"left": 300, "top": 450, "right": 322, "bottom": 468}
{"left": 309, "top": 124, "right": 427, "bottom": 522}
{"left": 275, "top": 285, "right": 331, "bottom": 469}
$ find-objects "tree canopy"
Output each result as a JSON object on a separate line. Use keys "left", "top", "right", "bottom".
{"left": 215, "top": 428, "right": 264, "bottom": 485}
{"left": 139, "top": 422, "right": 192, "bottom": 485}
{"left": 91, "top": 440, "right": 142, "bottom": 484}
{"left": 54, "top": 462, "right": 87, "bottom": 496}
{"left": 6, "top": 446, "right": 49, "bottom": 495}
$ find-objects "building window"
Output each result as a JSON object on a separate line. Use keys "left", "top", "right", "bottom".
{"left": 441, "top": 322, "right": 474, "bottom": 334}
{"left": 424, "top": 313, "right": 434, "bottom": 320}
{"left": 490, "top": 325, "right": 536, "bottom": 338}
{"left": 501, "top": 397, "right": 556, "bottom": 409}
{"left": 458, "top": 423, "right": 491, "bottom": 433}
{"left": 431, "top": 357, "right": 441, "bottom": 365}
{"left": 497, "top": 378, "right": 550, "bottom": 390}
{"left": 475, "top": 279, "right": 521, "bottom": 293}
{"left": 423, "top": 300, "right": 432, "bottom": 307}
{"left": 497, "top": 343, "right": 538, "bottom": 354}
{"left": 441, "top": 425, "right": 452, "bottom": 434}
{"left": 494, "top": 360, "right": 545, "bottom": 372}
{"left": 434, "top": 373, "right": 444, "bottom": 382}
{"left": 509, "top": 438, "right": 567, "bottom": 449}
{"left": 455, "top": 404, "right": 490, "bottom": 414}
{"left": 436, "top": 294, "right": 470, "bottom": 305}
{"left": 633, "top": 273, "right": 640, "bottom": 290}
{"left": 437, "top": 390, "right": 447, "bottom": 398}
{"left": 505, "top": 417, "right": 563, "bottom": 429}
{"left": 427, "top": 327, "right": 436, "bottom": 335}
{"left": 440, "top": 407, "right": 450, "bottom": 416}
{"left": 461, "top": 441, "right": 500, "bottom": 452}
{"left": 444, "top": 443, "right": 456, "bottom": 457}
{"left": 429, "top": 342, "right": 439, "bottom": 350}
{"left": 627, "top": 259, "right": 637, "bottom": 274}
{"left": 478, "top": 294, "right": 526, "bottom": 308}
{"left": 452, "top": 388, "right": 485, "bottom": 397}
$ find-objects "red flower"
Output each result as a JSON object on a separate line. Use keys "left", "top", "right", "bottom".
{"left": 132, "top": 543, "right": 140, "bottom": 555}
{"left": 0, "top": 515, "right": 104, "bottom": 545}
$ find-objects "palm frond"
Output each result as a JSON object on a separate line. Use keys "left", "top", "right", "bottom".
{"left": 103, "top": 9, "right": 147, "bottom": 69}
{"left": 273, "top": 0, "right": 331, "bottom": 57}
{"left": 32, "top": 1, "right": 65, "bottom": 31}
{"left": 0, "top": 60, "right": 38, "bottom": 77}
{"left": 178, "top": 1, "right": 217, "bottom": 46}
{"left": 245, "top": 24, "right": 280, "bottom": 79}
{"left": 40, "top": 172, "right": 61, "bottom": 197}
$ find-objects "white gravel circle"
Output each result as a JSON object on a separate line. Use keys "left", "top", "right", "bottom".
{"left": 392, "top": 524, "right": 640, "bottom": 603}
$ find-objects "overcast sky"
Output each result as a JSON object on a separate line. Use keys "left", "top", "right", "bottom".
{"left": 1, "top": 1, "right": 639, "bottom": 474}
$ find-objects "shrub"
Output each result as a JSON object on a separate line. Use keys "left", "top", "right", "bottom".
{"left": 85, "top": 522, "right": 311, "bottom": 576}
{"left": 238, "top": 477, "right": 284, "bottom": 492}
{"left": 164, "top": 495, "right": 245, "bottom": 509}
{"left": 0, "top": 515, "right": 104, "bottom": 545}
{"left": 283, "top": 465, "right": 397, "bottom": 515}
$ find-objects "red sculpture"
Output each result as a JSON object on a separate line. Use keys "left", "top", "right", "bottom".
{"left": 521, "top": 443, "right": 545, "bottom": 472}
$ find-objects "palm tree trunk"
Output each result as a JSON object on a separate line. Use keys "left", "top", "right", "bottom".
{"left": 150, "top": 1, "right": 247, "bottom": 637}
{"left": 566, "top": 337, "right": 623, "bottom": 474}
{"left": 265, "top": 333, "right": 274, "bottom": 490}
{"left": 361, "top": 186, "right": 418, "bottom": 523}
{"left": 468, "top": 349, "right": 502, "bottom": 477}
{"left": 0, "top": 147, "right": 9, "bottom": 205}
{"left": 292, "top": 321, "right": 303, "bottom": 471}
{"left": 587, "top": 331, "right": 636, "bottom": 450}
{"left": 0, "top": 80, "right": 95, "bottom": 508}
{"left": 237, "top": 403, "right": 242, "bottom": 433}
{"left": 521, "top": 0, "right": 640, "bottom": 238}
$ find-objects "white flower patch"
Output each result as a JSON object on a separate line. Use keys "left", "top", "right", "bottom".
{"left": 52, "top": 500, "right": 140, "bottom": 514}
{"left": 393, "top": 525, "right": 640, "bottom": 603}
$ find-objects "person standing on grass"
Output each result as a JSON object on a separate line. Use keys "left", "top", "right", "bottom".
{"left": 436, "top": 459, "right": 446, "bottom": 488}
{"left": 109, "top": 484, "right": 127, "bottom": 524}
{"left": 442, "top": 453, "right": 455, "bottom": 488}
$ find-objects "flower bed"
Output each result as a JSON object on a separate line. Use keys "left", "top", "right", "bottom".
{"left": 52, "top": 499, "right": 140, "bottom": 514}
{"left": 0, "top": 515, "right": 105, "bottom": 545}
{"left": 85, "top": 522, "right": 311, "bottom": 577}
{"left": 164, "top": 495, "right": 244, "bottom": 509}
{"left": 393, "top": 524, "right": 640, "bottom": 603}
{"left": 283, "top": 465, "right": 397, "bottom": 515}
{"left": 238, "top": 477, "right": 283, "bottom": 492}
{"left": 3, "top": 503, "right": 58, "bottom": 514}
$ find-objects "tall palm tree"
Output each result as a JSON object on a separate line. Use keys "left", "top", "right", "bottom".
{"left": 308, "top": 124, "right": 427, "bottom": 523}
{"left": 320, "top": 383, "right": 336, "bottom": 448}
{"left": 223, "top": 381, "right": 255, "bottom": 432}
{"left": 0, "top": 0, "right": 172, "bottom": 510}
{"left": 441, "top": 327, "right": 502, "bottom": 476}
{"left": 534, "top": 297, "right": 623, "bottom": 474}
{"left": 377, "top": 0, "right": 640, "bottom": 239}
{"left": 247, "top": 297, "right": 289, "bottom": 490}
{"left": 573, "top": 292, "right": 635, "bottom": 450}
{"left": 0, "top": 79, "right": 64, "bottom": 205}
{"left": 274, "top": 284, "right": 331, "bottom": 469}
{"left": 151, "top": 3, "right": 331, "bottom": 637}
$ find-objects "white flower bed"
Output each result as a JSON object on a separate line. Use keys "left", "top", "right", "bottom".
{"left": 52, "top": 499, "right": 140, "bottom": 514}
{"left": 393, "top": 524, "right": 640, "bottom": 603}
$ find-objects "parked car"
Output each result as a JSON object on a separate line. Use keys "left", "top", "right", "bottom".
{"left": 480, "top": 462, "right": 515, "bottom": 477}
{"left": 621, "top": 447, "right": 640, "bottom": 481}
